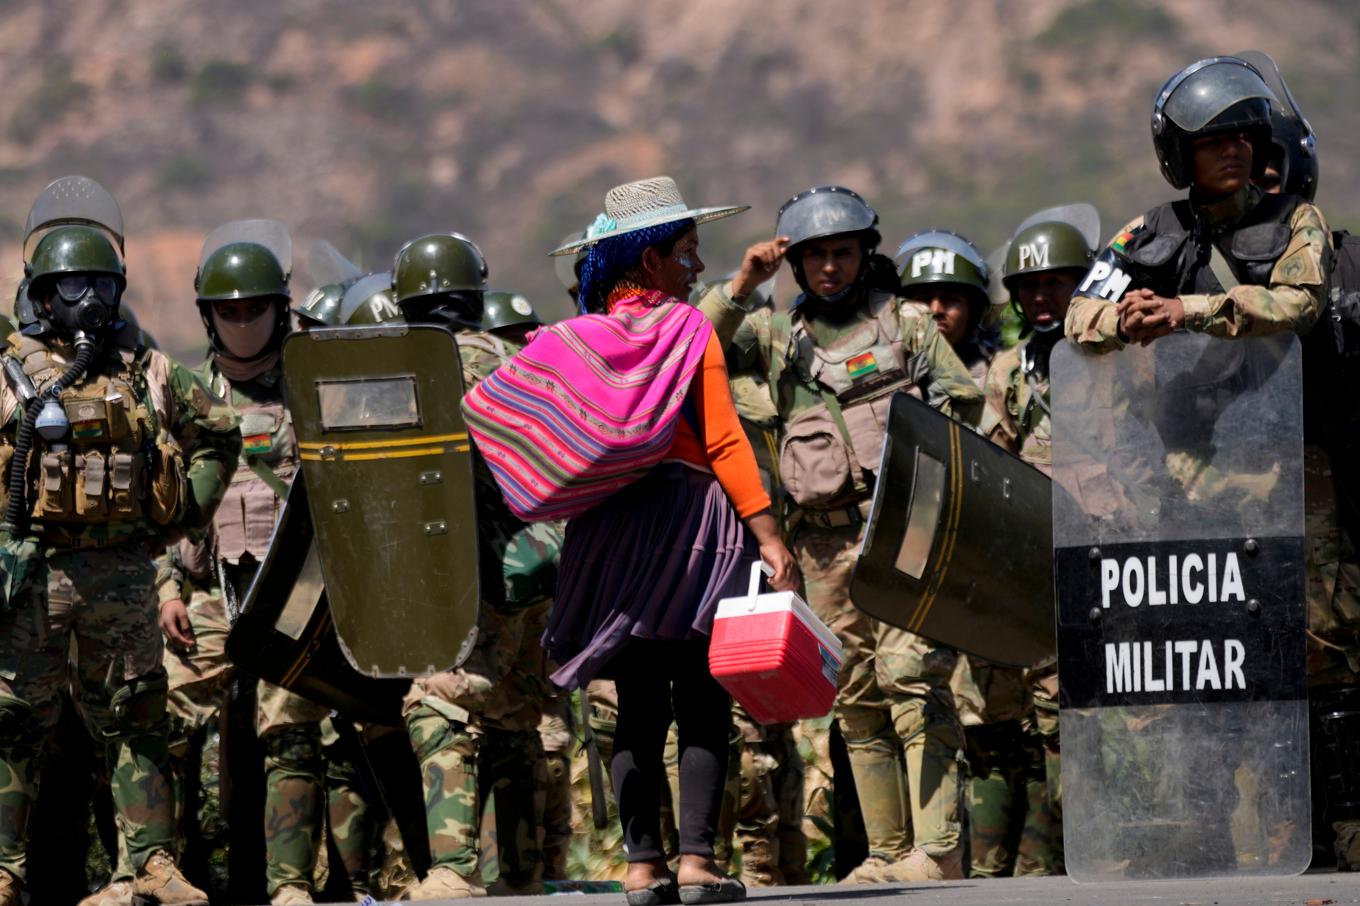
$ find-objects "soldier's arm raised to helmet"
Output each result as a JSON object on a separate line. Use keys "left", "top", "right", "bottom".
{"left": 695, "top": 281, "right": 748, "bottom": 348}
{"left": 159, "top": 354, "right": 243, "bottom": 540}
{"left": 900, "top": 304, "right": 984, "bottom": 425}
{"left": 1177, "top": 202, "right": 1330, "bottom": 339}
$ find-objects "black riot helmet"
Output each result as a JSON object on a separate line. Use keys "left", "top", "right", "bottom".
{"left": 1151, "top": 56, "right": 1277, "bottom": 190}
{"left": 1235, "top": 50, "right": 1317, "bottom": 202}
{"left": 775, "top": 186, "right": 881, "bottom": 304}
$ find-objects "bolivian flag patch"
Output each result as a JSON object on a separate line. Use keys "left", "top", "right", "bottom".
{"left": 846, "top": 351, "right": 878, "bottom": 379}
{"left": 244, "top": 433, "right": 273, "bottom": 455}
{"left": 72, "top": 421, "right": 104, "bottom": 440}
{"left": 1111, "top": 229, "right": 1139, "bottom": 254}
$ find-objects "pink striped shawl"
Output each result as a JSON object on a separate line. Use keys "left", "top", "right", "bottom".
{"left": 462, "top": 291, "right": 714, "bottom": 522}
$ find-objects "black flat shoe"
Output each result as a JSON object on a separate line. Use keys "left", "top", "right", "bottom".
{"left": 678, "top": 877, "right": 745, "bottom": 904}
{"left": 626, "top": 876, "right": 681, "bottom": 906}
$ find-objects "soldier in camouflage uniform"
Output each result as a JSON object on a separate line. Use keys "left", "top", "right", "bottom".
{"left": 0, "top": 207, "right": 240, "bottom": 905}
{"left": 962, "top": 215, "right": 1099, "bottom": 878}
{"left": 731, "top": 186, "right": 983, "bottom": 883}
{"left": 1065, "top": 56, "right": 1333, "bottom": 865}
{"left": 388, "top": 234, "right": 562, "bottom": 900}
{"left": 151, "top": 231, "right": 341, "bottom": 905}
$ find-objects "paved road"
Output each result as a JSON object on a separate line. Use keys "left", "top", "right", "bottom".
{"left": 381, "top": 872, "right": 1360, "bottom": 906}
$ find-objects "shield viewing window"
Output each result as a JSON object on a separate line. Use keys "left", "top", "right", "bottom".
{"left": 895, "top": 449, "right": 945, "bottom": 579}
{"left": 316, "top": 376, "right": 422, "bottom": 431}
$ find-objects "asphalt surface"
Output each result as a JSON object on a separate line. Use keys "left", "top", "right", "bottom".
{"left": 367, "top": 872, "right": 1360, "bottom": 906}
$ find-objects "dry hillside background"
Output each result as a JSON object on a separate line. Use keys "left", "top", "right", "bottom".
{"left": 1, "top": 0, "right": 1358, "bottom": 362}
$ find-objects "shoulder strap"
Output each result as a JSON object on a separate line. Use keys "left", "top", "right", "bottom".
{"left": 248, "top": 457, "right": 290, "bottom": 499}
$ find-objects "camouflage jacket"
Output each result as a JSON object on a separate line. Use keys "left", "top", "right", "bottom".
{"left": 984, "top": 337, "right": 1054, "bottom": 474}
{"left": 1066, "top": 188, "right": 1330, "bottom": 351}
{"left": 0, "top": 332, "right": 240, "bottom": 550}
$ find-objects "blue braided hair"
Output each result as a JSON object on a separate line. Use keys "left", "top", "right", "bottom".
{"left": 575, "top": 218, "right": 696, "bottom": 315}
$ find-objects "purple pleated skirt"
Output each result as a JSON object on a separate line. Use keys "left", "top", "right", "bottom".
{"left": 544, "top": 462, "right": 757, "bottom": 689}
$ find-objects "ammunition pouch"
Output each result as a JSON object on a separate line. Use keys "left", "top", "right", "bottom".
{"left": 107, "top": 667, "right": 168, "bottom": 738}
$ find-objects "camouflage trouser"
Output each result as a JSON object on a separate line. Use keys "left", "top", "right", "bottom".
{"left": 963, "top": 720, "right": 1055, "bottom": 877}
{"left": 320, "top": 717, "right": 378, "bottom": 896}
{"left": 1023, "top": 661, "right": 1063, "bottom": 875}
{"left": 480, "top": 727, "right": 546, "bottom": 890}
{"left": 731, "top": 707, "right": 808, "bottom": 886}
{"left": 537, "top": 697, "right": 573, "bottom": 881}
{"left": 0, "top": 545, "right": 173, "bottom": 883}
{"left": 797, "top": 524, "right": 962, "bottom": 860}
{"left": 402, "top": 603, "right": 549, "bottom": 879}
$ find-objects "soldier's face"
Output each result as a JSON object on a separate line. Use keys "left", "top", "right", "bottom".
{"left": 800, "top": 238, "right": 862, "bottom": 298}
{"left": 904, "top": 287, "right": 971, "bottom": 348}
{"left": 1190, "top": 131, "right": 1254, "bottom": 196}
{"left": 213, "top": 297, "right": 274, "bottom": 324}
{"left": 1016, "top": 270, "right": 1080, "bottom": 329}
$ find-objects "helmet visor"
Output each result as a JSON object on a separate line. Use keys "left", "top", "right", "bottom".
{"left": 24, "top": 176, "right": 125, "bottom": 259}
{"left": 199, "top": 219, "right": 292, "bottom": 276}
{"left": 1163, "top": 59, "right": 1277, "bottom": 133}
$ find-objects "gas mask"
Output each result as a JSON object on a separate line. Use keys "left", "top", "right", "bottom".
{"left": 44, "top": 273, "right": 121, "bottom": 335}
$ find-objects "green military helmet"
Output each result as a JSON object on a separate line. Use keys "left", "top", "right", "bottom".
{"left": 895, "top": 230, "right": 990, "bottom": 300}
{"left": 340, "top": 272, "right": 403, "bottom": 326}
{"left": 195, "top": 241, "right": 290, "bottom": 302}
{"left": 26, "top": 224, "right": 125, "bottom": 290}
{"left": 295, "top": 282, "right": 345, "bottom": 328}
{"left": 482, "top": 290, "right": 541, "bottom": 333}
{"left": 392, "top": 232, "right": 488, "bottom": 305}
{"left": 1002, "top": 220, "right": 1096, "bottom": 288}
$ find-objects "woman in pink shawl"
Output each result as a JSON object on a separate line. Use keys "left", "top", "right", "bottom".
{"left": 545, "top": 178, "right": 798, "bottom": 905}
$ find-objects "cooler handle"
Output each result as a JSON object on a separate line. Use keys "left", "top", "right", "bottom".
{"left": 746, "top": 560, "right": 775, "bottom": 611}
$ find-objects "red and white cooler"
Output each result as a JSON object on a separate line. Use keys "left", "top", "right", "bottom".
{"left": 708, "top": 562, "right": 844, "bottom": 725}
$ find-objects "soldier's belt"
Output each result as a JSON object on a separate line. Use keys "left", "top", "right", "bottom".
{"left": 792, "top": 499, "right": 872, "bottom": 530}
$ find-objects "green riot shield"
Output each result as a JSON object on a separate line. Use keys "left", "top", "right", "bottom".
{"left": 1052, "top": 333, "right": 1308, "bottom": 881}
{"left": 282, "top": 322, "right": 481, "bottom": 677}
{"left": 852, "top": 391, "right": 1054, "bottom": 668}
{"left": 226, "top": 472, "right": 410, "bottom": 725}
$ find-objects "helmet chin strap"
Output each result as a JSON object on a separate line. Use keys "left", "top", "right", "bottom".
{"left": 791, "top": 251, "right": 871, "bottom": 309}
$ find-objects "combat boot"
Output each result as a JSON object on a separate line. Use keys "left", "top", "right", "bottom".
{"left": 408, "top": 865, "right": 487, "bottom": 900}
{"left": 131, "top": 850, "right": 209, "bottom": 905}
{"left": 875, "top": 846, "right": 964, "bottom": 882}
{"left": 0, "top": 869, "right": 21, "bottom": 906}
{"left": 270, "top": 882, "right": 314, "bottom": 904}
{"left": 839, "top": 855, "right": 892, "bottom": 884}
{"left": 78, "top": 879, "right": 134, "bottom": 906}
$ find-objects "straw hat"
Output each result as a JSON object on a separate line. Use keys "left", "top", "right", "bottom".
{"left": 550, "top": 176, "right": 748, "bottom": 256}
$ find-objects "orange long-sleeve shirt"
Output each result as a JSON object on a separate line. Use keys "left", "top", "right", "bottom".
{"left": 667, "top": 330, "right": 771, "bottom": 519}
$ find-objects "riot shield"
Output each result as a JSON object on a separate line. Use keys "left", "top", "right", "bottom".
{"left": 1010, "top": 202, "right": 1102, "bottom": 253}
{"left": 282, "top": 322, "right": 480, "bottom": 677}
{"left": 199, "top": 219, "right": 293, "bottom": 276}
{"left": 852, "top": 391, "right": 1054, "bottom": 667}
{"left": 1051, "top": 332, "right": 1308, "bottom": 881}
{"left": 23, "top": 175, "right": 125, "bottom": 258}
{"left": 226, "top": 471, "right": 410, "bottom": 726}
{"left": 308, "top": 239, "right": 363, "bottom": 289}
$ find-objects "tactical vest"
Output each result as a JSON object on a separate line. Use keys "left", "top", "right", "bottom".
{"left": 1121, "top": 192, "right": 1300, "bottom": 297}
{"left": 0, "top": 335, "right": 181, "bottom": 531}
{"left": 776, "top": 290, "right": 925, "bottom": 509}
{"left": 208, "top": 369, "right": 295, "bottom": 563}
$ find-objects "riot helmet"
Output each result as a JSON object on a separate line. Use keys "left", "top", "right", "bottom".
{"left": 1003, "top": 204, "right": 1100, "bottom": 334}
{"left": 482, "top": 290, "right": 542, "bottom": 334}
{"left": 1236, "top": 50, "right": 1317, "bottom": 201}
{"left": 775, "top": 186, "right": 881, "bottom": 304}
{"left": 295, "top": 282, "right": 345, "bottom": 328}
{"left": 195, "top": 240, "right": 291, "bottom": 360}
{"left": 896, "top": 231, "right": 990, "bottom": 331}
{"left": 26, "top": 225, "right": 126, "bottom": 336}
{"left": 1151, "top": 56, "right": 1277, "bottom": 190}
{"left": 392, "top": 232, "right": 488, "bottom": 326}
{"left": 339, "top": 272, "right": 402, "bottom": 326}
{"left": 23, "top": 175, "right": 125, "bottom": 261}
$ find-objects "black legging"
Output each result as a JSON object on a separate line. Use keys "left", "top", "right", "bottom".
{"left": 608, "top": 638, "right": 732, "bottom": 862}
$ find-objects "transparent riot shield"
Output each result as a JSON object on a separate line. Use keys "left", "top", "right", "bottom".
{"left": 852, "top": 391, "right": 1054, "bottom": 668}
{"left": 1051, "top": 332, "right": 1308, "bottom": 881}
{"left": 282, "top": 322, "right": 481, "bottom": 677}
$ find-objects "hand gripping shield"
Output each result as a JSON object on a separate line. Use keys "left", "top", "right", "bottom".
{"left": 1051, "top": 333, "right": 1309, "bottom": 881}
{"left": 281, "top": 322, "right": 482, "bottom": 677}
{"left": 851, "top": 391, "right": 1054, "bottom": 668}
